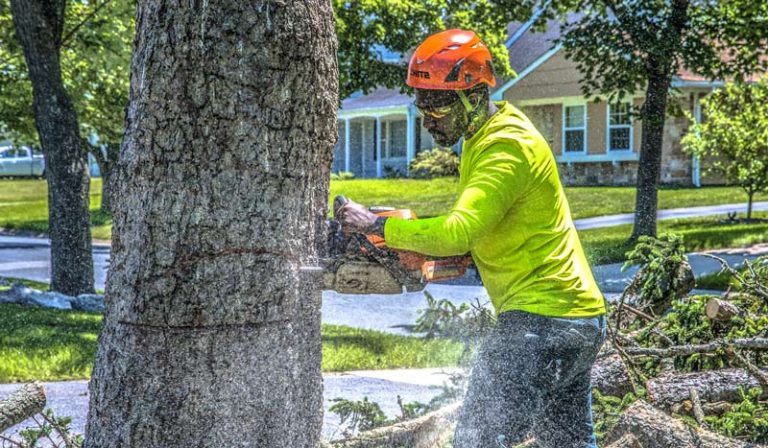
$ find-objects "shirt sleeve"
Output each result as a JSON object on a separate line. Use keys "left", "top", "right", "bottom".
{"left": 384, "top": 142, "right": 530, "bottom": 256}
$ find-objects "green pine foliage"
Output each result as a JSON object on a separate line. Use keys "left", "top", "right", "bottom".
{"left": 707, "top": 388, "right": 768, "bottom": 443}
{"left": 622, "top": 234, "right": 695, "bottom": 315}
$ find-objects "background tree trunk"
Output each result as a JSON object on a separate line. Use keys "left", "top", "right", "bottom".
{"left": 90, "top": 143, "right": 119, "bottom": 214}
{"left": 84, "top": 1, "right": 338, "bottom": 447}
{"left": 630, "top": 0, "right": 689, "bottom": 241}
{"left": 10, "top": 0, "right": 95, "bottom": 295}
{"left": 630, "top": 71, "right": 670, "bottom": 241}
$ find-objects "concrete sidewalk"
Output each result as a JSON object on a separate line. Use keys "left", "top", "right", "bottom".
{"left": 0, "top": 368, "right": 458, "bottom": 443}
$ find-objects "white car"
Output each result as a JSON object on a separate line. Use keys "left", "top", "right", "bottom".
{"left": 0, "top": 146, "right": 45, "bottom": 178}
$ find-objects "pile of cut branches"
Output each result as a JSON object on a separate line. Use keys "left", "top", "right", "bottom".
{"left": 603, "top": 235, "right": 768, "bottom": 447}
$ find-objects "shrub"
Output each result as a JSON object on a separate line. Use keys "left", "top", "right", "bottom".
{"left": 331, "top": 171, "right": 355, "bottom": 180}
{"left": 408, "top": 147, "right": 460, "bottom": 179}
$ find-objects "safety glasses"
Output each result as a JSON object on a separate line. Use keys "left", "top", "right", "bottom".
{"left": 415, "top": 91, "right": 474, "bottom": 119}
{"left": 415, "top": 100, "right": 461, "bottom": 119}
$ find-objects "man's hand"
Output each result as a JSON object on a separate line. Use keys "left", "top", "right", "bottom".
{"left": 337, "top": 199, "right": 380, "bottom": 234}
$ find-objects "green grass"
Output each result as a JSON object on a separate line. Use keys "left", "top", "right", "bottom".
{"left": 580, "top": 212, "right": 768, "bottom": 265}
{"left": 1, "top": 178, "right": 766, "bottom": 266}
{"left": 2, "top": 178, "right": 766, "bottom": 240}
{"left": 0, "top": 303, "right": 463, "bottom": 383}
{"left": 0, "top": 178, "right": 112, "bottom": 240}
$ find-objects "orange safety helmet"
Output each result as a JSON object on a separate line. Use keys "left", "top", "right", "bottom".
{"left": 406, "top": 29, "right": 496, "bottom": 91}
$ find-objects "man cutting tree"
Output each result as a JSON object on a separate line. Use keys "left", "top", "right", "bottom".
{"left": 338, "top": 29, "right": 607, "bottom": 448}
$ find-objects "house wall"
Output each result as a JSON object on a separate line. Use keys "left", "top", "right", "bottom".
{"left": 505, "top": 66, "right": 707, "bottom": 186}
{"left": 505, "top": 51, "right": 584, "bottom": 102}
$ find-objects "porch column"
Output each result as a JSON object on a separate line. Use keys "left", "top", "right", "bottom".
{"left": 692, "top": 95, "right": 702, "bottom": 187}
{"left": 406, "top": 107, "right": 415, "bottom": 176}
{"left": 344, "top": 118, "right": 351, "bottom": 173}
{"left": 376, "top": 116, "right": 382, "bottom": 178}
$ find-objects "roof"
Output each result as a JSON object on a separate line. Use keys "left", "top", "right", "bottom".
{"left": 340, "top": 87, "right": 412, "bottom": 112}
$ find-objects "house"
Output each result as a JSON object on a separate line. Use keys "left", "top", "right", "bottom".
{"left": 333, "top": 18, "right": 728, "bottom": 186}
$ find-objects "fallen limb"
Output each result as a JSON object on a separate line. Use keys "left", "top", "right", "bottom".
{"left": 671, "top": 400, "right": 733, "bottom": 417}
{"left": 624, "top": 337, "right": 768, "bottom": 358}
{"left": 605, "top": 433, "right": 642, "bottom": 448}
{"left": 706, "top": 298, "right": 745, "bottom": 321}
{"left": 647, "top": 368, "right": 768, "bottom": 409}
{"left": 0, "top": 382, "right": 46, "bottom": 433}
{"left": 606, "top": 400, "right": 766, "bottom": 448}
{"left": 591, "top": 352, "right": 633, "bottom": 397}
{"left": 326, "top": 402, "right": 461, "bottom": 448}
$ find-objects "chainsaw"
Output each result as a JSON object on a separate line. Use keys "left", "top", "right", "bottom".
{"left": 315, "top": 195, "right": 473, "bottom": 294}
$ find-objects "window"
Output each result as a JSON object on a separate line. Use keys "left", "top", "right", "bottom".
{"left": 608, "top": 102, "right": 632, "bottom": 151}
{"left": 563, "top": 105, "right": 586, "bottom": 153}
{"left": 382, "top": 120, "right": 407, "bottom": 158}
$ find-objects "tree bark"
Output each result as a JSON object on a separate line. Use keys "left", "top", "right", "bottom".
{"left": 10, "top": 0, "right": 95, "bottom": 295}
{"left": 630, "top": 0, "right": 689, "bottom": 241}
{"left": 591, "top": 352, "right": 633, "bottom": 397}
{"left": 606, "top": 400, "right": 765, "bottom": 448}
{"left": 90, "top": 143, "right": 119, "bottom": 214}
{"left": 630, "top": 70, "right": 670, "bottom": 241}
{"left": 0, "top": 383, "right": 46, "bottom": 433}
{"left": 705, "top": 298, "right": 745, "bottom": 321}
{"left": 327, "top": 402, "right": 461, "bottom": 448}
{"left": 646, "top": 368, "right": 768, "bottom": 410}
{"left": 84, "top": 1, "right": 338, "bottom": 447}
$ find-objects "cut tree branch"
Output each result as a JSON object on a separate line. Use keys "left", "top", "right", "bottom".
{"left": 0, "top": 382, "right": 46, "bottom": 433}
{"left": 624, "top": 337, "right": 768, "bottom": 357}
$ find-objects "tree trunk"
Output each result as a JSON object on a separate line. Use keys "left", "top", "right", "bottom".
{"left": 10, "top": 0, "right": 95, "bottom": 295}
{"left": 630, "top": 0, "right": 689, "bottom": 241}
{"left": 630, "top": 71, "right": 671, "bottom": 241}
{"left": 91, "top": 143, "right": 119, "bottom": 214}
{"left": 747, "top": 188, "right": 755, "bottom": 220}
{"left": 646, "top": 368, "right": 768, "bottom": 410}
{"left": 606, "top": 400, "right": 764, "bottom": 448}
{"left": 84, "top": 1, "right": 338, "bottom": 447}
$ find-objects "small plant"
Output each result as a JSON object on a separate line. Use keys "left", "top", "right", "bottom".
{"left": 622, "top": 234, "right": 695, "bottom": 316}
{"left": 707, "top": 387, "right": 768, "bottom": 443}
{"left": 1, "top": 408, "right": 83, "bottom": 448}
{"left": 329, "top": 397, "right": 389, "bottom": 436}
{"left": 591, "top": 391, "right": 637, "bottom": 445}
{"left": 383, "top": 166, "right": 404, "bottom": 179}
{"left": 413, "top": 291, "right": 495, "bottom": 365}
{"left": 408, "top": 147, "right": 460, "bottom": 179}
{"left": 331, "top": 171, "right": 356, "bottom": 180}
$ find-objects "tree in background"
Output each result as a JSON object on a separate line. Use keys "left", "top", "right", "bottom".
{"left": 334, "top": 0, "right": 532, "bottom": 98}
{"left": 84, "top": 0, "right": 337, "bottom": 446}
{"left": 8, "top": 0, "right": 95, "bottom": 295}
{"left": 0, "top": 0, "right": 132, "bottom": 214}
{"left": 682, "top": 78, "right": 768, "bottom": 220}
{"left": 515, "top": 0, "right": 768, "bottom": 240}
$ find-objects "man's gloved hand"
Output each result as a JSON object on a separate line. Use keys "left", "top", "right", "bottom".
{"left": 337, "top": 198, "right": 380, "bottom": 234}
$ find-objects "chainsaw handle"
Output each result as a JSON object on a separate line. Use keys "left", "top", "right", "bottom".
{"left": 333, "top": 195, "right": 349, "bottom": 217}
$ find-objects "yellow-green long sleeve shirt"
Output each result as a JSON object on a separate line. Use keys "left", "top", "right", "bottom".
{"left": 385, "top": 101, "right": 605, "bottom": 318}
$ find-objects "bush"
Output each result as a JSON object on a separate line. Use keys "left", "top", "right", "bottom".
{"left": 408, "top": 147, "right": 460, "bottom": 179}
{"left": 331, "top": 171, "right": 355, "bottom": 180}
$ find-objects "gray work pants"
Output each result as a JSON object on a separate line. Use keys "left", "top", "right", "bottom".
{"left": 453, "top": 310, "right": 606, "bottom": 448}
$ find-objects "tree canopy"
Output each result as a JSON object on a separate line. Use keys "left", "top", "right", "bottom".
{"left": 682, "top": 78, "right": 768, "bottom": 219}
{"left": 0, "top": 0, "right": 132, "bottom": 146}
{"left": 333, "top": 0, "right": 533, "bottom": 98}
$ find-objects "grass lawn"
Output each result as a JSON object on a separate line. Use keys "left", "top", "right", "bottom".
{"left": 0, "top": 302, "right": 463, "bottom": 383}
{"left": 1, "top": 178, "right": 767, "bottom": 265}
{"left": 580, "top": 211, "right": 768, "bottom": 265}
